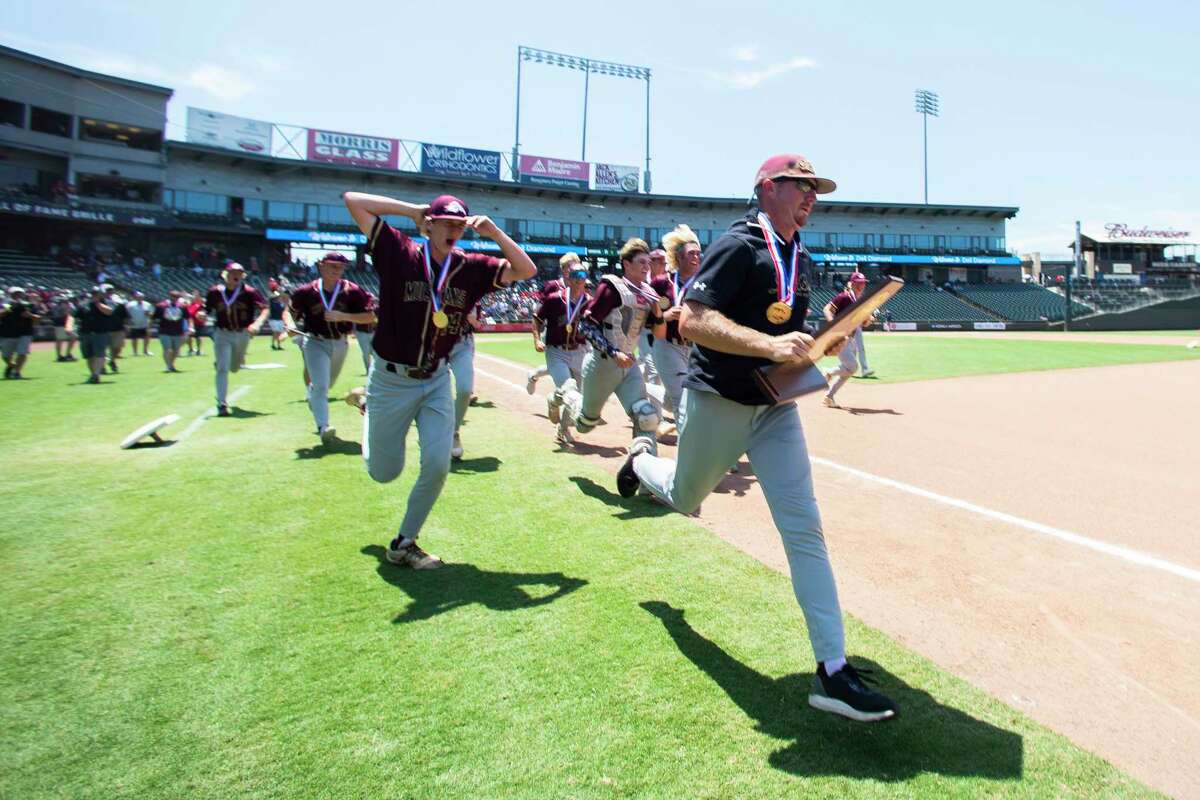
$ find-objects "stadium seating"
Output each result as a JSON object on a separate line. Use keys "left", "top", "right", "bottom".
{"left": 952, "top": 284, "right": 1091, "bottom": 322}
{"left": 808, "top": 285, "right": 994, "bottom": 323}
{"left": 0, "top": 248, "right": 94, "bottom": 293}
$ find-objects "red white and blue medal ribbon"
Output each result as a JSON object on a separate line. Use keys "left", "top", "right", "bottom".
{"left": 317, "top": 279, "right": 342, "bottom": 312}
{"left": 422, "top": 244, "right": 453, "bottom": 316}
{"left": 564, "top": 284, "right": 586, "bottom": 329}
{"left": 622, "top": 277, "right": 661, "bottom": 307}
{"left": 219, "top": 284, "right": 242, "bottom": 308}
{"left": 757, "top": 212, "right": 798, "bottom": 309}
{"left": 672, "top": 271, "right": 698, "bottom": 306}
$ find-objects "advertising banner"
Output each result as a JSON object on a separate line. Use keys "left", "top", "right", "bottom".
{"left": 594, "top": 163, "right": 640, "bottom": 193}
{"left": 973, "top": 322, "right": 1007, "bottom": 331}
{"left": 307, "top": 129, "right": 399, "bottom": 170}
{"left": 266, "top": 229, "right": 367, "bottom": 245}
{"left": 0, "top": 199, "right": 167, "bottom": 227}
{"left": 518, "top": 154, "right": 589, "bottom": 189}
{"left": 421, "top": 143, "right": 502, "bottom": 181}
{"left": 813, "top": 253, "right": 1022, "bottom": 266}
{"left": 186, "top": 107, "right": 272, "bottom": 154}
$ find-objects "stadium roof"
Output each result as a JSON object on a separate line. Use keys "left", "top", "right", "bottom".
{"left": 0, "top": 44, "right": 173, "bottom": 96}
{"left": 167, "top": 141, "right": 1019, "bottom": 220}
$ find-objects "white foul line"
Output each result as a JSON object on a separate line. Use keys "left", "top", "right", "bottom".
{"left": 176, "top": 385, "right": 252, "bottom": 442}
{"left": 809, "top": 456, "right": 1200, "bottom": 585}
{"left": 475, "top": 347, "right": 1200, "bottom": 586}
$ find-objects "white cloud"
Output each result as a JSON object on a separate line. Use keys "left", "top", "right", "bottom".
{"left": 721, "top": 56, "right": 818, "bottom": 89}
{"left": 186, "top": 65, "right": 255, "bottom": 102}
{"left": 730, "top": 44, "right": 760, "bottom": 63}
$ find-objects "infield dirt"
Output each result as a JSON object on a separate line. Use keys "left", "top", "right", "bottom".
{"left": 471, "top": 351, "right": 1200, "bottom": 800}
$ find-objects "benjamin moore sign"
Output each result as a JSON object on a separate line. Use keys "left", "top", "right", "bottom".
{"left": 518, "top": 154, "right": 589, "bottom": 189}
{"left": 421, "top": 143, "right": 502, "bottom": 180}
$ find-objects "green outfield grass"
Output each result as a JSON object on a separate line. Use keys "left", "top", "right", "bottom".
{"left": 475, "top": 332, "right": 1200, "bottom": 384}
{"left": 0, "top": 346, "right": 1160, "bottom": 799}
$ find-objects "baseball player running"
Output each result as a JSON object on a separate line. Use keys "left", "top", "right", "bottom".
{"left": 650, "top": 225, "right": 702, "bottom": 436}
{"left": 204, "top": 262, "right": 268, "bottom": 417}
{"left": 343, "top": 191, "right": 536, "bottom": 569}
{"left": 822, "top": 272, "right": 869, "bottom": 408}
{"left": 618, "top": 154, "right": 898, "bottom": 723}
{"left": 526, "top": 251, "right": 584, "bottom": 394}
{"left": 532, "top": 263, "right": 590, "bottom": 445}
{"left": 549, "top": 238, "right": 666, "bottom": 456}
{"left": 286, "top": 253, "right": 374, "bottom": 443}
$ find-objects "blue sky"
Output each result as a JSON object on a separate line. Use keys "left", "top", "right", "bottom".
{"left": 4, "top": 0, "right": 1197, "bottom": 256}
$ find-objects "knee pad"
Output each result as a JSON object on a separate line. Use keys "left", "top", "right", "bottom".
{"left": 631, "top": 399, "right": 660, "bottom": 432}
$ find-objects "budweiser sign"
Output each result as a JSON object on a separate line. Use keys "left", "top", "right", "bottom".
{"left": 1104, "top": 223, "right": 1191, "bottom": 241}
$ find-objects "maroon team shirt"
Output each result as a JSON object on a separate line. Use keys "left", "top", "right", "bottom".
{"left": 650, "top": 274, "right": 686, "bottom": 344}
{"left": 539, "top": 278, "right": 564, "bottom": 302}
{"left": 829, "top": 289, "right": 859, "bottom": 316}
{"left": 369, "top": 218, "right": 507, "bottom": 367}
{"left": 356, "top": 292, "right": 378, "bottom": 333}
{"left": 535, "top": 288, "right": 588, "bottom": 348}
{"left": 204, "top": 284, "right": 267, "bottom": 331}
{"left": 153, "top": 300, "right": 188, "bottom": 336}
{"left": 288, "top": 279, "right": 372, "bottom": 338}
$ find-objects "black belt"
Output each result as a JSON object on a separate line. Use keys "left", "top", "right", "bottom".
{"left": 384, "top": 361, "right": 440, "bottom": 379}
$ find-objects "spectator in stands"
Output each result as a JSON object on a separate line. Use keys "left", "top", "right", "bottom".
{"left": 76, "top": 286, "right": 113, "bottom": 384}
{"left": 126, "top": 291, "right": 154, "bottom": 356}
{"left": 1, "top": 287, "right": 40, "bottom": 379}
{"left": 153, "top": 290, "right": 187, "bottom": 373}
{"left": 103, "top": 286, "right": 128, "bottom": 373}
{"left": 50, "top": 293, "right": 78, "bottom": 361}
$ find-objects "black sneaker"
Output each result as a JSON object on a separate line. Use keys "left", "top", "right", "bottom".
{"left": 617, "top": 439, "right": 652, "bottom": 498}
{"left": 809, "top": 662, "right": 898, "bottom": 722}
{"left": 3, "top": 365, "right": 12, "bottom": 379}
{"left": 217, "top": 405, "right": 231, "bottom": 417}
{"left": 108, "top": 360, "right": 118, "bottom": 373}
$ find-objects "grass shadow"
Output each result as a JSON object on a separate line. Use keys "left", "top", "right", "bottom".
{"left": 225, "top": 407, "right": 272, "bottom": 419}
{"left": 451, "top": 456, "right": 502, "bottom": 474}
{"left": 565, "top": 440, "right": 627, "bottom": 459}
{"left": 640, "top": 601, "right": 1023, "bottom": 783}
{"left": 361, "top": 545, "right": 587, "bottom": 623}
{"left": 569, "top": 476, "right": 673, "bottom": 520}
{"left": 294, "top": 438, "right": 362, "bottom": 459}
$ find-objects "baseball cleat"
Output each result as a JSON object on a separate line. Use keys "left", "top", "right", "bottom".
{"left": 809, "top": 662, "right": 897, "bottom": 723}
{"left": 525, "top": 370, "right": 539, "bottom": 395}
{"left": 547, "top": 392, "right": 562, "bottom": 424}
{"left": 860, "top": 369, "right": 876, "bottom": 378}
{"left": 386, "top": 539, "right": 444, "bottom": 570}
{"left": 555, "top": 426, "right": 575, "bottom": 448}
{"left": 217, "top": 404, "right": 231, "bottom": 417}
{"left": 617, "top": 439, "right": 652, "bottom": 498}
{"left": 822, "top": 396, "right": 839, "bottom": 408}
{"left": 451, "top": 432, "right": 464, "bottom": 460}
{"left": 320, "top": 427, "right": 337, "bottom": 445}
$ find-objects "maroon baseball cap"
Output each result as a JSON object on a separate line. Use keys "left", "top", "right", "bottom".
{"left": 754, "top": 154, "right": 837, "bottom": 194}
{"left": 427, "top": 195, "right": 470, "bottom": 220}
{"left": 318, "top": 252, "right": 351, "bottom": 265}
{"left": 849, "top": 272, "right": 867, "bottom": 283}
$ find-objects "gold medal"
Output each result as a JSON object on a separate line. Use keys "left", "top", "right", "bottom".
{"left": 565, "top": 324, "right": 574, "bottom": 334}
{"left": 766, "top": 301, "right": 792, "bottom": 324}
{"left": 432, "top": 309, "right": 449, "bottom": 329}
{"left": 658, "top": 296, "right": 671, "bottom": 311}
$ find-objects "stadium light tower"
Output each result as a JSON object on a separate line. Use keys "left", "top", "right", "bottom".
{"left": 514, "top": 45, "right": 653, "bottom": 192}
{"left": 914, "top": 89, "right": 939, "bottom": 204}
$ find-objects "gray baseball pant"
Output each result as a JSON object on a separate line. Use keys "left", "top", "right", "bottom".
{"left": 212, "top": 328, "right": 250, "bottom": 406}
{"left": 563, "top": 348, "right": 658, "bottom": 454}
{"left": 636, "top": 334, "right": 659, "bottom": 385}
{"left": 544, "top": 344, "right": 585, "bottom": 388}
{"left": 650, "top": 339, "right": 689, "bottom": 413}
{"left": 826, "top": 335, "right": 860, "bottom": 399}
{"left": 854, "top": 328, "right": 869, "bottom": 372}
{"left": 301, "top": 337, "right": 349, "bottom": 430}
{"left": 449, "top": 335, "right": 475, "bottom": 432}
{"left": 362, "top": 360, "right": 454, "bottom": 540}
{"left": 631, "top": 388, "right": 845, "bottom": 662}
{"left": 355, "top": 330, "right": 374, "bottom": 374}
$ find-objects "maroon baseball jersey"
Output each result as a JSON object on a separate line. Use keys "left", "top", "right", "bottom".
{"left": 204, "top": 284, "right": 267, "bottom": 331}
{"left": 649, "top": 274, "right": 687, "bottom": 344}
{"left": 540, "top": 278, "right": 564, "bottom": 302}
{"left": 829, "top": 289, "right": 859, "bottom": 317}
{"left": 289, "top": 279, "right": 371, "bottom": 338}
{"left": 368, "top": 218, "right": 507, "bottom": 367}
{"left": 535, "top": 289, "right": 588, "bottom": 348}
{"left": 153, "top": 300, "right": 187, "bottom": 336}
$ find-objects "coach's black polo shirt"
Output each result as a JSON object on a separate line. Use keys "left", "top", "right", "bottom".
{"left": 682, "top": 209, "right": 815, "bottom": 406}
